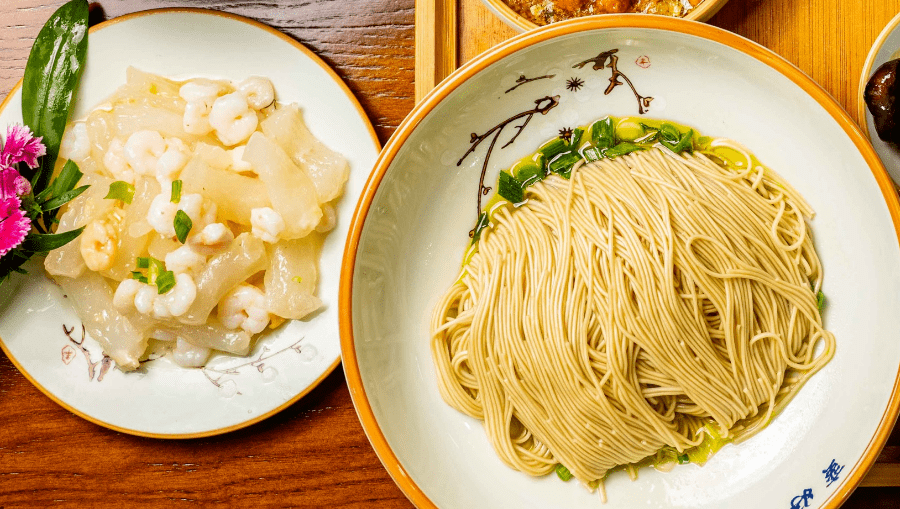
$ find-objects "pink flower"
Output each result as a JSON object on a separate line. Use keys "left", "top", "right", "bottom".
{"left": 0, "top": 196, "right": 31, "bottom": 257}
{"left": 1, "top": 124, "right": 45, "bottom": 169}
{"left": 0, "top": 168, "right": 31, "bottom": 199}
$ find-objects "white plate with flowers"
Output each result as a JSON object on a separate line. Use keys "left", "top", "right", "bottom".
{"left": 0, "top": 6, "right": 378, "bottom": 437}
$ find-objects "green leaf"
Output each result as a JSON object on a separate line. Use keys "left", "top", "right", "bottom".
{"left": 603, "top": 142, "right": 644, "bottom": 158}
{"left": 170, "top": 179, "right": 183, "bottom": 203}
{"left": 677, "top": 453, "right": 691, "bottom": 465}
{"left": 155, "top": 270, "right": 176, "bottom": 294}
{"left": 658, "top": 122, "right": 681, "bottom": 145}
{"left": 36, "top": 160, "right": 82, "bottom": 201}
{"left": 589, "top": 117, "right": 615, "bottom": 149}
{"left": 18, "top": 227, "right": 85, "bottom": 253}
{"left": 174, "top": 210, "right": 193, "bottom": 244}
{"left": 104, "top": 181, "right": 135, "bottom": 204}
{"left": 555, "top": 464, "right": 573, "bottom": 482}
{"left": 22, "top": 0, "right": 89, "bottom": 195}
{"left": 497, "top": 171, "right": 524, "bottom": 204}
{"left": 41, "top": 184, "right": 88, "bottom": 212}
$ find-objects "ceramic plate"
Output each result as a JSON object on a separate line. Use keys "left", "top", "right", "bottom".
{"left": 859, "top": 11, "right": 900, "bottom": 185}
{"left": 342, "top": 16, "right": 900, "bottom": 509}
{"left": 0, "top": 9, "right": 379, "bottom": 437}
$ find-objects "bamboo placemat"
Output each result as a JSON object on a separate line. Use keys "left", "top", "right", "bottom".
{"left": 413, "top": 0, "right": 900, "bottom": 488}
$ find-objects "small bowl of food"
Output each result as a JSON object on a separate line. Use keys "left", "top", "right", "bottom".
{"left": 341, "top": 15, "right": 900, "bottom": 509}
{"left": 859, "top": 11, "right": 900, "bottom": 186}
{"left": 482, "top": 0, "right": 730, "bottom": 32}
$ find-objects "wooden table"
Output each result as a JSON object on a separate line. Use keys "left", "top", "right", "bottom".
{"left": 1, "top": 0, "right": 899, "bottom": 507}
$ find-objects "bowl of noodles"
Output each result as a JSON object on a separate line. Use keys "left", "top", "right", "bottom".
{"left": 482, "top": 0, "right": 730, "bottom": 32}
{"left": 340, "top": 15, "right": 900, "bottom": 509}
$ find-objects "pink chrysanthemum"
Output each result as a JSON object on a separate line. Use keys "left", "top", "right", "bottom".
{"left": 1, "top": 124, "right": 45, "bottom": 169}
{"left": 0, "top": 196, "right": 31, "bottom": 257}
{"left": 0, "top": 167, "right": 31, "bottom": 199}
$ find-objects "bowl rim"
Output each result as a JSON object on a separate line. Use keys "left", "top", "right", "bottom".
{"left": 0, "top": 7, "right": 380, "bottom": 440}
{"left": 857, "top": 11, "right": 900, "bottom": 148}
{"left": 339, "top": 13, "right": 900, "bottom": 509}
{"left": 479, "top": 0, "right": 731, "bottom": 33}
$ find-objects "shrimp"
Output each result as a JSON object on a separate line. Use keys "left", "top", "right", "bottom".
{"left": 250, "top": 207, "right": 285, "bottom": 243}
{"left": 209, "top": 92, "right": 258, "bottom": 146}
{"left": 238, "top": 77, "right": 275, "bottom": 110}
{"left": 218, "top": 283, "right": 270, "bottom": 334}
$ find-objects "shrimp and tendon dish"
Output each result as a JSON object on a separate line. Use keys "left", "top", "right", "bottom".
{"left": 46, "top": 68, "right": 348, "bottom": 370}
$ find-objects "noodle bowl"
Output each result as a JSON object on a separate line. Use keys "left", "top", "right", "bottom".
{"left": 430, "top": 141, "right": 834, "bottom": 497}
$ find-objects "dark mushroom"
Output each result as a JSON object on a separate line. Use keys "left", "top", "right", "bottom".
{"left": 865, "top": 59, "right": 900, "bottom": 144}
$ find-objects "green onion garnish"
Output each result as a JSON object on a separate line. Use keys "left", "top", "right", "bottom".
{"left": 555, "top": 464, "right": 573, "bottom": 482}
{"left": 155, "top": 270, "right": 176, "bottom": 294}
{"left": 677, "top": 453, "right": 690, "bottom": 465}
{"left": 603, "top": 142, "right": 644, "bottom": 159}
{"left": 174, "top": 210, "right": 193, "bottom": 244}
{"left": 589, "top": 117, "right": 615, "bottom": 149}
{"left": 104, "top": 181, "right": 135, "bottom": 204}
{"left": 471, "top": 212, "right": 489, "bottom": 243}
{"left": 817, "top": 291, "right": 825, "bottom": 310}
{"left": 170, "top": 179, "right": 183, "bottom": 203}
{"left": 130, "top": 271, "right": 148, "bottom": 284}
{"left": 497, "top": 171, "right": 524, "bottom": 204}
{"left": 548, "top": 151, "right": 582, "bottom": 178}
{"left": 136, "top": 257, "right": 150, "bottom": 269}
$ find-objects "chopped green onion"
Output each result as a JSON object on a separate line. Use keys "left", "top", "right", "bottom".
{"left": 130, "top": 271, "right": 148, "bottom": 284}
{"left": 569, "top": 127, "right": 584, "bottom": 148}
{"left": 603, "top": 142, "right": 644, "bottom": 159}
{"left": 170, "top": 179, "right": 183, "bottom": 203}
{"left": 548, "top": 151, "right": 582, "bottom": 178}
{"left": 136, "top": 257, "right": 150, "bottom": 269}
{"left": 292, "top": 276, "right": 303, "bottom": 284}
{"left": 497, "top": 171, "right": 524, "bottom": 204}
{"left": 104, "top": 181, "right": 135, "bottom": 204}
{"left": 590, "top": 117, "right": 615, "bottom": 149}
{"left": 147, "top": 257, "right": 166, "bottom": 283}
{"left": 174, "top": 210, "right": 193, "bottom": 244}
{"left": 513, "top": 160, "right": 545, "bottom": 188}
{"left": 582, "top": 146, "right": 602, "bottom": 162}
{"left": 155, "top": 270, "right": 176, "bottom": 294}
{"left": 471, "top": 212, "right": 490, "bottom": 243}
{"left": 658, "top": 122, "right": 681, "bottom": 144}
{"left": 555, "top": 464, "right": 574, "bottom": 482}
{"left": 538, "top": 138, "right": 569, "bottom": 161}
{"left": 677, "top": 453, "right": 690, "bottom": 465}
{"left": 817, "top": 291, "right": 825, "bottom": 310}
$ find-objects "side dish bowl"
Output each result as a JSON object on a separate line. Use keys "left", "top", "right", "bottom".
{"left": 341, "top": 15, "right": 900, "bottom": 509}
{"left": 481, "top": 0, "right": 730, "bottom": 33}
{"left": 858, "top": 11, "right": 900, "bottom": 186}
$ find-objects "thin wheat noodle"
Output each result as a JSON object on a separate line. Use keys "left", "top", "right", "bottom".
{"left": 430, "top": 146, "right": 834, "bottom": 487}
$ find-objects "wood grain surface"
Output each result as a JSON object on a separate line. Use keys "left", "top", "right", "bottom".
{"left": 1, "top": 0, "right": 899, "bottom": 507}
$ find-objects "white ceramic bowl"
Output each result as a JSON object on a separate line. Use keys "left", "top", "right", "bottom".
{"left": 342, "top": 15, "right": 900, "bottom": 509}
{"left": 0, "top": 9, "right": 379, "bottom": 437}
